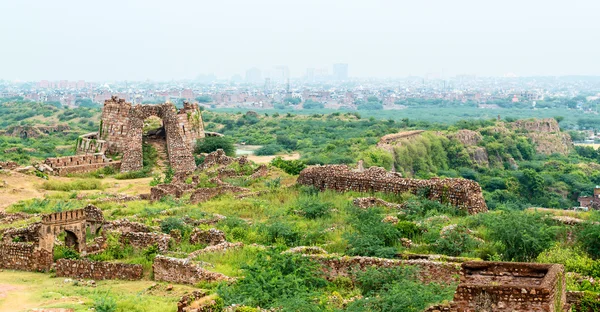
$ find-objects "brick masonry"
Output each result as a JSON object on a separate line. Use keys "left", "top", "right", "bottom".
{"left": 120, "top": 231, "right": 171, "bottom": 252}
{"left": 297, "top": 165, "right": 488, "bottom": 214}
{"left": 0, "top": 242, "right": 53, "bottom": 272}
{"left": 152, "top": 255, "right": 232, "bottom": 285}
{"left": 44, "top": 154, "right": 120, "bottom": 176}
{"left": 55, "top": 259, "right": 143, "bottom": 280}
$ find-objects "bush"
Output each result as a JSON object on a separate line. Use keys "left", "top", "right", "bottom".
{"left": 53, "top": 245, "right": 80, "bottom": 261}
{"left": 271, "top": 157, "right": 306, "bottom": 175}
{"left": 196, "top": 136, "right": 236, "bottom": 156}
{"left": 218, "top": 249, "right": 327, "bottom": 309}
{"left": 577, "top": 223, "right": 600, "bottom": 260}
{"left": 487, "top": 211, "right": 557, "bottom": 261}
{"left": 160, "top": 217, "right": 189, "bottom": 236}
{"left": 261, "top": 221, "right": 301, "bottom": 246}
{"left": 345, "top": 208, "right": 401, "bottom": 258}
{"left": 433, "top": 225, "right": 480, "bottom": 256}
{"left": 94, "top": 294, "right": 117, "bottom": 312}
{"left": 295, "top": 197, "right": 331, "bottom": 219}
{"left": 254, "top": 144, "right": 283, "bottom": 156}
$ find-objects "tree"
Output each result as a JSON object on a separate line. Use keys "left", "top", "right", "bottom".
{"left": 519, "top": 169, "right": 544, "bottom": 199}
{"left": 195, "top": 136, "right": 236, "bottom": 156}
{"left": 195, "top": 96, "right": 212, "bottom": 103}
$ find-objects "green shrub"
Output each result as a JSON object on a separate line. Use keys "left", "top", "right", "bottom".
{"left": 577, "top": 223, "right": 600, "bottom": 260}
{"left": 261, "top": 221, "right": 301, "bottom": 246}
{"left": 433, "top": 225, "right": 480, "bottom": 257}
{"left": 344, "top": 207, "right": 401, "bottom": 258}
{"left": 53, "top": 245, "right": 80, "bottom": 261}
{"left": 271, "top": 157, "right": 306, "bottom": 175}
{"left": 396, "top": 221, "right": 421, "bottom": 239}
{"left": 218, "top": 249, "right": 327, "bottom": 309}
{"left": 295, "top": 197, "right": 331, "bottom": 219}
{"left": 160, "top": 217, "right": 189, "bottom": 236}
{"left": 196, "top": 136, "right": 236, "bottom": 156}
{"left": 94, "top": 294, "right": 117, "bottom": 312}
{"left": 255, "top": 144, "right": 283, "bottom": 156}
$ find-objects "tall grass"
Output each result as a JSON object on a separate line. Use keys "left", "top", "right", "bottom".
{"left": 41, "top": 179, "right": 105, "bottom": 191}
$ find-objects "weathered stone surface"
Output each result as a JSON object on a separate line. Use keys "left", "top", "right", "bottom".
{"left": 0, "top": 242, "right": 53, "bottom": 272}
{"left": 0, "top": 161, "right": 18, "bottom": 170}
{"left": 121, "top": 232, "right": 171, "bottom": 252}
{"left": 186, "top": 242, "right": 244, "bottom": 260}
{"left": 298, "top": 165, "right": 488, "bottom": 214}
{"left": 352, "top": 197, "right": 403, "bottom": 210}
{"left": 153, "top": 255, "right": 232, "bottom": 285}
{"left": 44, "top": 154, "right": 120, "bottom": 176}
{"left": 190, "top": 228, "right": 226, "bottom": 246}
{"left": 189, "top": 186, "right": 249, "bottom": 204}
{"left": 103, "top": 219, "right": 158, "bottom": 233}
{"left": 55, "top": 259, "right": 143, "bottom": 280}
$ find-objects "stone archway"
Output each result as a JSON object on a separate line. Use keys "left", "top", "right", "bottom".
{"left": 64, "top": 229, "right": 80, "bottom": 251}
{"left": 120, "top": 104, "right": 196, "bottom": 174}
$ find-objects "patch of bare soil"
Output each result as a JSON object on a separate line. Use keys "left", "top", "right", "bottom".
{"left": 246, "top": 153, "right": 300, "bottom": 164}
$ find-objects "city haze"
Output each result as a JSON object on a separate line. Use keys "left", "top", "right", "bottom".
{"left": 1, "top": 0, "right": 600, "bottom": 81}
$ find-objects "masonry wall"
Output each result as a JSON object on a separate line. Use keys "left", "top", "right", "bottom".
{"left": 0, "top": 242, "right": 53, "bottom": 272}
{"left": 152, "top": 255, "right": 231, "bottom": 285}
{"left": 297, "top": 165, "right": 488, "bottom": 214}
{"left": 44, "top": 154, "right": 120, "bottom": 176}
{"left": 76, "top": 133, "right": 107, "bottom": 155}
{"left": 308, "top": 254, "right": 461, "bottom": 285}
{"left": 55, "top": 259, "right": 143, "bottom": 280}
{"left": 0, "top": 161, "right": 18, "bottom": 170}
{"left": 120, "top": 232, "right": 170, "bottom": 252}
{"left": 100, "top": 97, "right": 132, "bottom": 154}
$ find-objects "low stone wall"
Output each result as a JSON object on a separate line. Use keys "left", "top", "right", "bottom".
{"left": 103, "top": 219, "right": 158, "bottom": 233}
{"left": 1, "top": 223, "right": 41, "bottom": 243}
{"left": 55, "top": 259, "right": 143, "bottom": 280}
{"left": 0, "top": 161, "right": 18, "bottom": 170}
{"left": 298, "top": 165, "right": 487, "bottom": 214}
{"left": 44, "top": 154, "right": 120, "bottom": 176}
{"left": 121, "top": 232, "right": 170, "bottom": 252}
{"left": 76, "top": 133, "right": 108, "bottom": 155}
{"left": 0, "top": 242, "right": 53, "bottom": 272}
{"left": 189, "top": 186, "right": 249, "bottom": 204}
{"left": 189, "top": 228, "right": 226, "bottom": 246}
{"left": 352, "top": 197, "right": 403, "bottom": 210}
{"left": 153, "top": 255, "right": 232, "bottom": 285}
{"left": 308, "top": 254, "right": 461, "bottom": 285}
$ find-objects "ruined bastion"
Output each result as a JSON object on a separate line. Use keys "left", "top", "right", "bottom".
{"left": 297, "top": 165, "right": 488, "bottom": 214}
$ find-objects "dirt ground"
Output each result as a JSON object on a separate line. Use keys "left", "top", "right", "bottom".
{"left": 246, "top": 153, "right": 300, "bottom": 164}
{"left": 0, "top": 171, "right": 152, "bottom": 211}
{"left": 575, "top": 143, "right": 600, "bottom": 149}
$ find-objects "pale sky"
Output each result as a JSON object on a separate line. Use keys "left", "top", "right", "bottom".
{"left": 1, "top": 0, "right": 599, "bottom": 81}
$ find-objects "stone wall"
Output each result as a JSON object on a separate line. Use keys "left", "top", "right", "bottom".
{"left": 120, "top": 232, "right": 171, "bottom": 252}
{"left": 298, "top": 165, "right": 488, "bottom": 214}
{"left": 44, "top": 154, "right": 120, "bottom": 176}
{"left": 1, "top": 223, "right": 41, "bottom": 243}
{"left": 55, "top": 259, "right": 143, "bottom": 280}
{"left": 103, "top": 219, "right": 158, "bottom": 233}
{"left": 76, "top": 132, "right": 108, "bottom": 155}
{"left": 0, "top": 242, "right": 53, "bottom": 271}
{"left": 308, "top": 254, "right": 461, "bottom": 285}
{"left": 152, "top": 255, "right": 232, "bottom": 285}
{"left": 0, "top": 161, "right": 18, "bottom": 170}
{"left": 1, "top": 124, "right": 70, "bottom": 139}
{"left": 189, "top": 228, "right": 226, "bottom": 246}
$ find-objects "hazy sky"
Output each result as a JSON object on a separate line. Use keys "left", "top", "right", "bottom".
{"left": 1, "top": 0, "right": 599, "bottom": 81}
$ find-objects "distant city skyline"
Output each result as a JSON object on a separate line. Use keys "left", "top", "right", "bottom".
{"left": 1, "top": 0, "right": 600, "bottom": 81}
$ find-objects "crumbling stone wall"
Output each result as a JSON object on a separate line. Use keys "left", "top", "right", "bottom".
{"left": 101, "top": 96, "right": 201, "bottom": 174}
{"left": 199, "top": 149, "right": 249, "bottom": 170}
{"left": 0, "top": 161, "right": 18, "bottom": 170}
{"left": 376, "top": 130, "right": 425, "bottom": 153}
{"left": 189, "top": 228, "right": 226, "bottom": 246}
{"left": 189, "top": 186, "right": 249, "bottom": 204}
{"left": 424, "top": 261, "right": 569, "bottom": 312}
{"left": 0, "top": 242, "right": 53, "bottom": 271}
{"left": 38, "top": 206, "right": 105, "bottom": 254}
{"left": 1, "top": 124, "right": 70, "bottom": 139}
{"left": 298, "top": 165, "right": 488, "bottom": 214}
{"left": 352, "top": 197, "right": 403, "bottom": 210}
{"left": 76, "top": 132, "right": 108, "bottom": 155}
{"left": 1, "top": 223, "right": 41, "bottom": 243}
{"left": 120, "top": 232, "right": 170, "bottom": 252}
{"left": 44, "top": 154, "right": 120, "bottom": 176}
{"left": 511, "top": 118, "right": 573, "bottom": 155}
{"left": 55, "top": 259, "right": 143, "bottom": 280}
{"left": 103, "top": 219, "right": 158, "bottom": 233}
{"left": 152, "top": 255, "right": 232, "bottom": 285}
{"left": 308, "top": 254, "right": 460, "bottom": 285}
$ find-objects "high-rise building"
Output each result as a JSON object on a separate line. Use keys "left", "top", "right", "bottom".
{"left": 273, "top": 65, "right": 290, "bottom": 83}
{"left": 333, "top": 63, "right": 348, "bottom": 81}
{"left": 245, "top": 67, "right": 262, "bottom": 84}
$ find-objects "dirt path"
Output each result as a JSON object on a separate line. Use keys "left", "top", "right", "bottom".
{"left": 0, "top": 172, "right": 48, "bottom": 211}
{"left": 147, "top": 138, "right": 168, "bottom": 172}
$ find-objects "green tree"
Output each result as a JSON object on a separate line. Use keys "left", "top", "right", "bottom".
{"left": 195, "top": 136, "right": 236, "bottom": 156}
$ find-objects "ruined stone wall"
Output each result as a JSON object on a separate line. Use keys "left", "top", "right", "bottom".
{"left": 76, "top": 133, "right": 107, "bottom": 155}
{"left": 152, "top": 255, "right": 232, "bottom": 285}
{"left": 3, "top": 124, "right": 70, "bottom": 139}
{"left": 103, "top": 219, "right": 158, "bottom": 233}
{"left": 0, "top": 161, "right": 18, "bottom": 170}
{"left": 120, "top": 232, "right": 170, "bottom": 252}
{"left": 512, "top": 118, "right": 561, "bottom": 133}
{"left": 308, "top": 254, "right": 461, "bottom": 285}
{"left": 1, "top": 223, "right": 41, "bottom": 243}
{"left": 55, "top": 259, "right": 143, "bottom": 280}
{"left": 0, "top": 242, "right": 52, "bottom": 271}
{"left": 298, "top": 165, "right": 488, "bottom": 214}
{"left": 100, "top": 96, "right": 132, "bottom": 154}
{"left": 511, "top": 118, "right": 573, "bottom": 155}
{"left": 189, "top": 228, "right": 226, "bottom": 246}
{"left": 44, "top": 154, "right": 120, "bottom": 176}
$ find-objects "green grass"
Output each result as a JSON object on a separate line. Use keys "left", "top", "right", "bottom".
{"left": 41, "top": 179, "right": 105, "bottom": 191}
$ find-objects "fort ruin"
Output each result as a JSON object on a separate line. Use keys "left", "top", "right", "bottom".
{"left": 297, "top": 165, "right": 488, "bottom": 214}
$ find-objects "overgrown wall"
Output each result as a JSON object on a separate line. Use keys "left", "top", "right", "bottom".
{"left": 297, "top": 165, "right": 487, "bottom": 214}
{"left": 152, "top": 255, "right": 231, "bottom": 285}
{"left": 55, "top": 259, "right": 143, "bottom": 280}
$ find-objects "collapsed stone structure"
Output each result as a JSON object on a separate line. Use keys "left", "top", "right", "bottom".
{"left": 511, "top": 118, "right": 573, "bottom": 155}
{"left": 0, "top": 161, "right": 18, "bottom": 170}
{"left": 93, "top": 96, "right": 203, "bottom": 174}
{"left": 298, "top": 165, "right": 488, "bottom": 214}
{"left": 376, "top": 130, "right": 425, "bottom": 152}
{"left": 0, "top": 124, "right": 70, "bottom": 139}
{"left": 153, "top": 255, "right": 232, "bottom": 285}
{"left": 44, "top": 154, "right": 120, "bottom": 176}
{"left": 425, "top": 261, "right": 568, "bottom": 312}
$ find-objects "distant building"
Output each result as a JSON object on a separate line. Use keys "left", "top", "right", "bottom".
{"left": 245, "top": 68, "right": 262, "bottom": 84}
{"left": 578, "top": 186, "right": 600, "bottom": 209}
{"left": 333, "top": 63, "right": 348, "bottom": 81}
{"left": 272, "top": 66, "right": 290, "bottom": 83}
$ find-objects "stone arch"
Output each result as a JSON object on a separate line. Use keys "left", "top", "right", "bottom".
{"left": 120, "top": 104, "right": 196, "bottom": 174}
{"left": 20, "top": 131, "right": 28, "bottom": 139}
{"left": 64, "top": 229, "right": 80, "bottom": 251}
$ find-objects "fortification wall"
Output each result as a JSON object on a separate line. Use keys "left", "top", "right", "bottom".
{"left": 152, "top": 255, "right": 232, "bottom": 285}
{"left": 76, "top": 133, "right": 107, "bottom": 155}
{"left": 55, "top": 259, "right": 143, "bottom": 280}
{"left": 297, "top": 165, "right": 488, "bottom": 214}
{"left": 308, "top": 254, "right": 461, "bottom": 285}
{"left": 100, "top": 96, "right": 132, "bottom": 154}
{"left": 44, "top": 154, "right": 120, "bottom": 176}
{"left": 0, "top": 242, "right": 52, "bottom": 271}
{"left": 120, "top": 232, "right": 170, "bottom": 252}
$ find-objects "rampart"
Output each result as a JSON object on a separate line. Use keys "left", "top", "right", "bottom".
{"left": 0, "top": 242, "right": 53, "bottom": 272}
{"left": 55, "top": 259, "right": 143, "bottom": 280}
{"left": 308, "top": 254, "right": 461, "bottom": 285}
{"left": 297, "top": 165, "right": 488, "bottom": 214}
{"left": 44, "top": 154, "right": 120, "bottom": 176}
{"left": 152, "top": 255, "right": 232, "bottom": 285}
